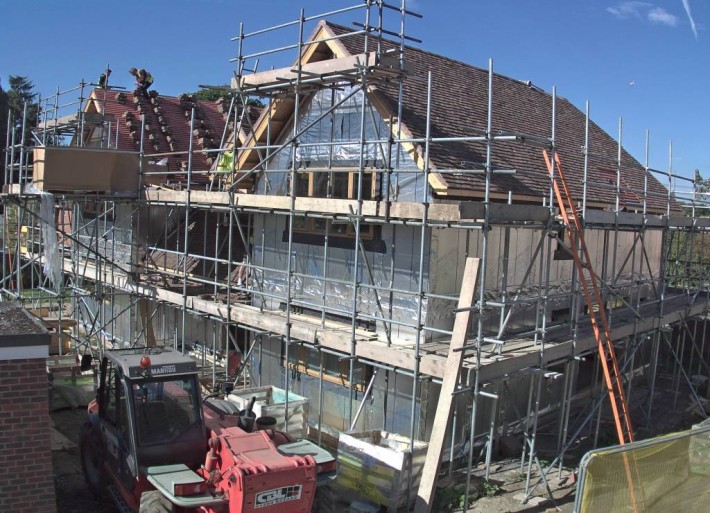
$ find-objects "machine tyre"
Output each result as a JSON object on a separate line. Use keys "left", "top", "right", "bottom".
{"left": 204, "top": 397, "right": 241, "bottom": 415}
{"left": 311, "top": 492, "right": 321, "bottom": 513}
{"left": 139, "top": 490, "right": 174, "bottom": 513}
{"left": 79, "top": 422, "right": 106, "bottom": 497}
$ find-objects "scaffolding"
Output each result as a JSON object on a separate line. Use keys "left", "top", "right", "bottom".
{"left": 2, "top": 2, "right": 710, "bottom": 510}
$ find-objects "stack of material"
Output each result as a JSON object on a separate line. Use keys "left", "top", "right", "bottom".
{"left": 335, "top": 430, "right": 428, "bottom": 512}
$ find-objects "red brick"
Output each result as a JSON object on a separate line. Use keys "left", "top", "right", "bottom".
{"left": 0, "top": 357, "right": 56, "bottom": 513}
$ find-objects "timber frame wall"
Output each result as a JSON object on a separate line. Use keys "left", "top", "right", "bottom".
{"left": 3, "top": 2, "right": 710, "bottom": 507}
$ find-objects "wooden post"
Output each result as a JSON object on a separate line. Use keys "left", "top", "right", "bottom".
{"left": 414, "top": 257, "right": 480, "bottom": 513}
{"left": 139, "top": 299, "right": 157, "bottom": 347}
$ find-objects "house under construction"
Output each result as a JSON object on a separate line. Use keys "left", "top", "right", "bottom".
{"left": 2, "top": 2, "right": 710, "bottom": 509}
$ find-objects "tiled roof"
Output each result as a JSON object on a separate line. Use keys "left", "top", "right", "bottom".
{"left": 87, "top": 89, "right": 229, "bottom": 184}
{"left": 324, "top": 22, "right": 673, "bottom": 211}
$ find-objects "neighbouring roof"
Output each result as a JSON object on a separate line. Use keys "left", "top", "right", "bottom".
{"left": 85, "top": 89, "right": 230, "bottom": 183}
{"left": 0, "top": 302, "right": 48, "bottom": 337}
{"left": 242, "top": 21, "right": 675, "bottom": 212}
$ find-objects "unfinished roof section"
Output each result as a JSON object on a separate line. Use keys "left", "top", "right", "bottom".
{"left": 233, "top": 21, "right": 407, "bottom": 177}
{"left": 235, "top": 20, "right": 673, "bottom": 212}
{"left": 85, "top": 89, "right": 229, "bottom": 183}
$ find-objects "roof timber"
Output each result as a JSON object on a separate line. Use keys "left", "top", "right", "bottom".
{"left": 229, "top": 22, "right": 675, "bottom": 214}
{"left": 236, "top": 95, "right": 296, "bottom": 171}
{"left": 232, "top": 51, "right": 403, "bottom": 94}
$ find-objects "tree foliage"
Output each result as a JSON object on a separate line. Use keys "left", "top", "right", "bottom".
{"left": 666, "top": 169, "right": 710, "bottom": 288}
{"left": 191, "top": 85, "right": 263, "bottom": 107}
{"left": 1, "top": 75, "right": 39, "bottom": 182}
{"left": 0, "top": 82, "right": 8, "bottom": 157}
{"left": 688, "top": 169, "right": 710, "bottom": 217}
{"left": 192, "top": 86, "right": 230, "bottom": 102}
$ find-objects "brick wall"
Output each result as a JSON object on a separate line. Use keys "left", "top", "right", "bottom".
{"left": 0, "top": 358, "right": 57, "bottom": 513}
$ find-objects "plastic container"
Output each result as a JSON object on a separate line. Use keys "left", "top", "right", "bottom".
{"left": 227, "top": 385, "right": 309, "bottom": 438}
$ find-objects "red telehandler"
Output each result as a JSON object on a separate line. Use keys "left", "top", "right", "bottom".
{"left": 80, "top": 347, "right": 334, "bottom": 512}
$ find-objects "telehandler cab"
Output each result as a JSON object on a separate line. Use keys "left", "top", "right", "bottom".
{"left": 80, "top": 347, "right": 332, "bottom": 513}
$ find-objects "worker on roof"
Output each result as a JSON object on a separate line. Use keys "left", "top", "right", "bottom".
{"left": 129, "top": 67, "right": 153, "bottom": 95}
{"left": 97, "top": 68, "right": 111, "bottom": 89}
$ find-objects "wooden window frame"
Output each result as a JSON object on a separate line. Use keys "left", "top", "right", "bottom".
{"left": 292, "top": 169, "right": 378, "bottom": 240}
{"left": 295, "top": 169, "right": 377, "bottom": 199}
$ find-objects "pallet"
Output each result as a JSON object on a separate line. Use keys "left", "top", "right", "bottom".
{"left": 47, "top": 355, "right": 81, "bottom": 384}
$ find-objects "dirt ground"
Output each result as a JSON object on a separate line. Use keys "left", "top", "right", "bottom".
{"left": 52, "top": 407, "right": 118, "bottom": 513}
{"left": 458, "top": 461, "right": 577, "bottom": 513}
{"left": 50, "top": 381, "right": 705, "bottom": 513}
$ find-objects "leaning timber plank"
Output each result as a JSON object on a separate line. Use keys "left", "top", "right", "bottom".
{"left": 415, "top": 257, "right": 480, "bottom": 513}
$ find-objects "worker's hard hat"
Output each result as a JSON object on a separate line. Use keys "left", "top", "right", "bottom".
{"left": 129, "top": 67, "right": 137, "bottom": 74}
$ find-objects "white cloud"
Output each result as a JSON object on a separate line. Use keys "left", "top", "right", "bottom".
{"left": 607, "top": 2, "right": 696, "bottom": 34}
{"left": 607, "top": 1, "right": 651, "bottom": 20}
{"left": 648, "top": 7, "right": 678, "bottom": 26}
{"left": 681, "top": 0, "right": 699, "bottom": 39}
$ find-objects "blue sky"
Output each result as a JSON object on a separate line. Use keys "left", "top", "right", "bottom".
{"left": 1, "top": 0, "right": 707, "bottom": 188}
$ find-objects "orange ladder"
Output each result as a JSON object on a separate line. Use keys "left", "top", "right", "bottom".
{"left": 543, "top": 149, "right": 634, "bottom": 445}
{"left": 544, "top": 150, "right": 641, "bottom": 511}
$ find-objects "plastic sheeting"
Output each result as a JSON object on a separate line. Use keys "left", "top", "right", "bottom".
{"left": 253, "top": 212, "right": 663, "bottom": 344}
{"left": 75, "top": 203, "right": 135, "bottom": 266}
{"left": 575, "top": 421, "right": 710, "bottom": 513}
{"left": 253, "top": 336, "right": 420, "bottom": 436}
{"left": 256, "top": 86, "right": 427, "bottom": 203}
{"left": 253, "top": 214, "right": 428, "bottom": 342}
{"left": 39, "top": 191, "right": 62, "bottom": 290}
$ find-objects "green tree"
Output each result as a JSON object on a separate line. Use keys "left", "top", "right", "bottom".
{"left": 666, "top": 170, "right": 710, "bottom": 288}
{"left": 192, "top": 85, "right": 230, "bottom": 102}
{"left": 0, "top": 81, "right": 8, "bottom": 179}
{"left": 191, "top": 85, "right": 263, "bottom": 107}
{"left": 693, "top": 169, "right": 710, "bottom": 214}
{"left": 1, "top": 76, "right": 39, "bottom": 183}
{"left": 7, "top": 76, "right": 38, "bottom": 115}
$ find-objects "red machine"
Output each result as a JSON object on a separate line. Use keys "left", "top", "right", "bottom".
{"left": 80, "top": 347, "right": 332, "bottom": 512}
